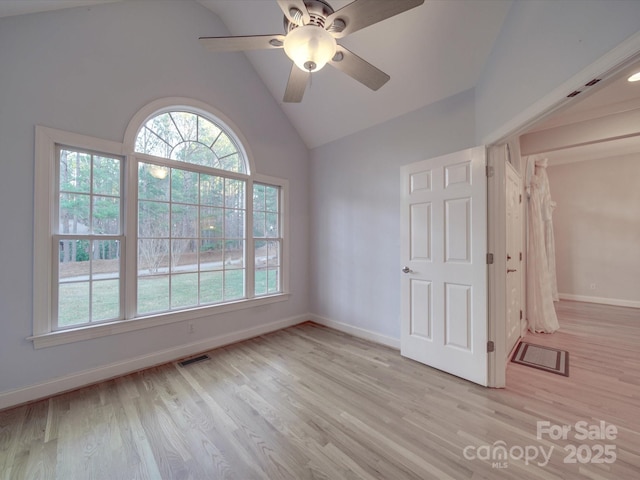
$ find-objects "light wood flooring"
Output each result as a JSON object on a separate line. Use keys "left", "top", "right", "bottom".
{"left": 1, "top": 301, "right": 639, "bottom": 479}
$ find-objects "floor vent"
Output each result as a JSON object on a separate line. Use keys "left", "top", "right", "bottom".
{"left": 178, "top": 354, "right": 210, "bottom": 367}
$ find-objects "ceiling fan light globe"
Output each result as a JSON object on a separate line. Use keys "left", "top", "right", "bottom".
{"left": 283, "top": 25, "right": 336, "bottom": 72}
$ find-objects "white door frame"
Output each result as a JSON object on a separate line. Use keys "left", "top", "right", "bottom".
{"left": 485, "top": 32, "right": 640, "bottom": 388}
{"left": 487, "top": 145, "right": 508, "bottom": 388}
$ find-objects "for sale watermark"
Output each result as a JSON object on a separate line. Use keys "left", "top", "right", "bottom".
{"left": 462, "top": 420, "right": 618, "bottom": 469}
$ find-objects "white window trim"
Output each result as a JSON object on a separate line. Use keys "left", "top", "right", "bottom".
{"left": 32, "top": 110, "right": 289, "bottom": 349}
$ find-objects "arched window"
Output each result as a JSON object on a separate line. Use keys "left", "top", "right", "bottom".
{"left": 33, "top": 100, "right": 287, "bottom": 347}
{"left": 135, "top": 111, "right": 247, "bottom": 174}
{"left": 132, "top": 109, "right": 250, "bottom": 315}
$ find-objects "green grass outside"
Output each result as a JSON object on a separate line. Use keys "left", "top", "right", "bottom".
{"left": 58, "top": 268, "right": 278, "bottom": 327}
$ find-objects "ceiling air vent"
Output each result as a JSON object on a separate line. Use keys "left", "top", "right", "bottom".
{"left": 566, "top": 90, "right": 581, "bottom": 98}
{"left": 585, "top": 78, "right": 601, "bottom": 87}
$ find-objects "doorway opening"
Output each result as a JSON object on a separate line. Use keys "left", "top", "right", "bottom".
{"left": 487, "top": 41, "right": 640, "bottom": 388}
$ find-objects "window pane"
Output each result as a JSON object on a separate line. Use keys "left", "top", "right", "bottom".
{"left": 265, "top": 186, "right": 279, "bottom": 212}
{"left": 200, "top": 174, "right": 224, "bottom": 206}
{"left": 138, "top": 201, "right": 169, "bottom": 238}
{"left": 171, "top": 204, "right": 198, "bottom": 238}
{"left": 59, "top": 150, "right": 90, "bottom": 193}
{"left": 138, "top": 239, "right": 169, "bottom": 276}
{"left": 224, "top": 240, "right": 244, "bottom": 268}
{"left": 200, "top": 241, "right": 223, "bottom": 271}
{"left": 171, "top": 169, "right": 199, "bottom": 204}
{"left": 255, "top": 268, "right": 267, "bottom": 296}
{"left": 137, "top": 126, "right": 171, "bottom": 158}
{"left": 267, "top": 240, "right": 280, "bottom": 267}
{"left": 267, "top": 268, "right": 279, "bottom": 294}
{"left": 148, "top": 113, "right": 182, "bottom": 146}
{"left": 135, "top": 111, "right": 247, "bottom": 173}
{"left": 200, "top": 270, "right": 223, "bottom": 304}
{"left": 266, "top": 213, "right": 278, "bottom": 238}
{"left": 198, "top": 117, "right": 222, "bottom": 147}
{"left": 253, "top": 183, "right": 281, "bottom": 297}
{"left": 138, "top": 275, "right": 169, "bottom": 314}
{"left": 59, "top": 282, "right": 90, "bottom": 327}
{"left": 172, "top": 239, "right": 197, "bottom": 273}
{"left": 59, "top": 193, "right": 90, "bottom": 234}
{"left": 59, "top": 240, "right": 90, "bottom": 279}
{"left": 253, "top": 211, "right": 265, "bottom": 237}
{"left": 139, "top": 163, "right": 170, "bottom": 201}
{"left": 171, "top": 273, "right": 199, "bottom": 309}
{"left": 219, "top": 153, "right": 241, "bottom": 172}
{"left": 200, "top": 207, "right": 223, "bottom": 238}
{"left": 255, "top": 240, "right": 280, "bottom": 297}
{"left": 212, "top": 132, "right": 237, "bottom": 159}
{"left": 224, "top": 269, "right": 244, "bottom": 300}
{"left": 171, "top": 112, "right": 198, "bottom": 142}
{"left": 225, "top": 179, "right": 245, "bottom": 209}
{"left": 225, "top": 209, "right": 244, "bottom": 238}
{"left": 92, "top": 279, "right": 120, "bottom": 321}
{"left": 172, "top": 141, "right": 215, "bottom": 167}
{"left": 93, "top": 156, "right": 121, "bottom": 196}
{"left": 253, "top": 183, "right": 265, "bottom": 211}
{"left": 93, "top": 196, "right": 120, "bottom": 234}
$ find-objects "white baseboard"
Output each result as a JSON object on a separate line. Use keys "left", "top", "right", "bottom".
{"left": 559, "top": 293, "right": 640, "bottom": 309}
{"left": 309, "top": 314, "right": 400, "bottom": 350}
{"left": 0, "top": 315, "right": 307, "bottom": 411}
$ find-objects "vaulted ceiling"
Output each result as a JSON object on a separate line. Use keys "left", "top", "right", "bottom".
{"left": 196, "top": 0, "right": 511, "bottom": 148}
{"left": 0, "top": 0, "right": 511, "bottom": 148}
{"left": 2, "top": 0, "right": 638, "bottom": 154}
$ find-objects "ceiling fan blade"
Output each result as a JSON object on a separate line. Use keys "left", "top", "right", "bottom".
{"left": 199, "top": 34, "right": 285, "bottom": 52}
{"left": 328, "top": 45, "right": 390, "bottom": 91}
{"left": 283, "top": 64, "right": 310, "bottom": 103}
{"left": 326, "top": 0, "right": 424, "bottom": 38}
{"left": 277, "top": 0, "right": 310, "bottom": 26}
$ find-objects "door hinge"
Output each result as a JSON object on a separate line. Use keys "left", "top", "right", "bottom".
{"left": 486, "top": 253, "right": 494, "bottom": 264}
{"left": 519, "top": 252, "right": 522, "bottom": 261}
{"left": 486, "top": 166, "right": 494, "bottom": 177}
{"left": 520, "top": 310, "right": 523, "bottom": 320}
{"left": 487, "top": 341, "right": 495, "bottom": 353}
{"left": 519, "top": 194, "right": 522, "bottom": 204}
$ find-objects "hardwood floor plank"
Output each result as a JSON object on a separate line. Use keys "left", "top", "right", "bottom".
{"left": 0, "top": 301, "right": 639, "bottom": 479}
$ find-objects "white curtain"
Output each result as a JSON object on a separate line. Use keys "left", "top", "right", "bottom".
{"left": 525, "top": 156, "right": 559, "bottom": 333}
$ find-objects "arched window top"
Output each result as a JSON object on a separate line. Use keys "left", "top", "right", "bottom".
{"left": 134, "top": 110, "right": 247, "bottom": 174}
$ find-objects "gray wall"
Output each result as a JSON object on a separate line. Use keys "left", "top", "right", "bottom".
{"left": 309, "top": 0, "right": 640, "bottom": 342}
{"left": 309, "top": 90, "right": 477, "bottom": 339}
{"left": 548, "top": 156, "right": 640, "bottom": 304}
{"left": 475, "top": 0, "right": 640, "bottom": 143}
{"left": 2, "top": 0, "right": 640, "bottom": 399}
{"left": 0, "top": 0, "right": 309, "bottom": 394}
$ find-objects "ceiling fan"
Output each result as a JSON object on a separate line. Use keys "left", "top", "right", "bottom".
{"left": 199, "top": 0, "right": 425, "bottom": 102}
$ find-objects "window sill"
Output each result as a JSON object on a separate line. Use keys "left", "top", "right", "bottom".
{"left": 29, "top": 294, "right": 290, "bottom": 349}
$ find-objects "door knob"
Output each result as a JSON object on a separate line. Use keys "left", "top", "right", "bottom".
{"left": 507, "top": 269, "right": 517, "bottom": 273}
{"left": 402, "top": 266, "right": 412, "bottom": 274}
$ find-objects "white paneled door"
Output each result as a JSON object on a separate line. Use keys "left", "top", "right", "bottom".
{"left": 400, "top": 147, "right": 488, "bottom": 386}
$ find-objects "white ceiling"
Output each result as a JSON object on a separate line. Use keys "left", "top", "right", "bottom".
{"left": 3, "top": 0, "right": 637, "bottom": 155}
{"left": 198, "top": 0, "right": 512, "bottom": 148}
{"left": 0, "top": 0, "right": 512, "bottom": 149}
{"left": 526, "top": 57, "right": 640, "bottom": 165}
{"left": 0, "top": 0, "right": 121, "bottom": 18}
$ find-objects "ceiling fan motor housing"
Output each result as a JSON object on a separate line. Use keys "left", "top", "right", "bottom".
{"left": 283, "top": 0, "right": 338, "bottom": 32}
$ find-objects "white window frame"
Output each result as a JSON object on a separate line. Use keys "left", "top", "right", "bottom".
{"left": 32, "top": 101, "right": 289, "bottom": 349}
